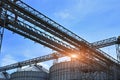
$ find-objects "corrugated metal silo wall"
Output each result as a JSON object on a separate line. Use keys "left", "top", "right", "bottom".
{"left": 49, "top": 61, "right": 83, "bottom": 80}
{"left": 49, "top": 61, "right": 114, "bottom": 80}
{"left": 10, "top": 71, "right": 48, "bottom": 80}
{"left": 0, "top": 78, "right": 7, "bottom": 80}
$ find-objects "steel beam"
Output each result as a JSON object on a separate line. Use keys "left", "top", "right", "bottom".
{"left": 1, "top": 0, "right": 119, "bottom": 65}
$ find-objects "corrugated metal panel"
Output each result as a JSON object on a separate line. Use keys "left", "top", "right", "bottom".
{"left": 0, "top": 78, "right": 8, "bottom": 80}
{"left": 49, "top": 61, "right": 82, "bottom": 80}
{"left": 10, "top": 71, "right": 48, "bottom": 80}
{"left": 49, "top": 61, "right": 113, "bottom": 80}
{"left": 0, "top": 78, "right": 6, "bottom": 80}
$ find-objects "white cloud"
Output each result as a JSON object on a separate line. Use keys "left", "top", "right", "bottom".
{"left": 54, "top": 10, "right": 73, "bottom": 20}
{"left": 22, "top": 49, "right": 52, "bottom": 60}
{"left": 19, "top": 46, "right": 52, "bottom": 70}
{"left": 0, "top": 54, "right": 17, "bottom": 66}
{"left": 22, "top": 49, "right": 33, "bottom": 59}
{"left": 20, "top": 44, "right": 53, "bottom": 60}
{"left": 53, "top": 0, "right": 115, "bottom": 21}
{"left": 53, "top": 0, "right": 98, "bottom": 22}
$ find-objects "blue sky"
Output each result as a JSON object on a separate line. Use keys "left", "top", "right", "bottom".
{"left": 0, "top": 0, "right": 120, "bottom": 69}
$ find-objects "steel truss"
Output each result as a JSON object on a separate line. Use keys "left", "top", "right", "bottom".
{"left": 1, "top": 0, "right": 119, "bottom": 65}
{"left": 0, "top": 0, "right": 120, "bottom": 79}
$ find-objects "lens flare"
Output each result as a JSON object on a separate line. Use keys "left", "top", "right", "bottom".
{"left": 71, "top": 54, "right": 77, "bottom": 58}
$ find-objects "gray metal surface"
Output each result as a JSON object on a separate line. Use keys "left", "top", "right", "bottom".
{"left": 49, "top": 61, "right": 114, "bottom": 80}
{"left": 10, "top": 71, "right": 48, "bottom": 80}
{"left": 50, "top": 61, "right": 81, "bottom": 80}
{"left": 0, "top": 78, "right": 6, "bottom": 80}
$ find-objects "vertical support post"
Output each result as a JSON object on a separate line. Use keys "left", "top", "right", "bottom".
{"left": 0, "top": 1, "right": 5, "bottom": 53}
{"left": 116, "top": 36, "right": 120, "bottom": 61}
{"left": 0, "top": 26, "right": 4, "bottom": 53}
{"left": 116, "top": 44, "right": 120, "bottom": 61}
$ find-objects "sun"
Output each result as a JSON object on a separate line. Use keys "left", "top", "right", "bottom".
{"left": 70, "top": 54, "right": 77, "bottom": 58}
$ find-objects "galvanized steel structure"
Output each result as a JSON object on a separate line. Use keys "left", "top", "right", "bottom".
{"left": 50, "top": 61, "right": 119, "bottom": 80}
{"left": 10, "top": 71, "right": 48, "bottom": 80}
{"left": 0, "top": 78, "right": 6, "bottom": 80}
{"left": 0, "top": 0, "right": 120, "bottom": 80}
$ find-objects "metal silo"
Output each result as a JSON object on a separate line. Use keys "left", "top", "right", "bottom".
{"left": 49, "top": 61, "right": 83, "bottom": 80}
{"left": 0, "top": 78, "right": 6, "bottom": 80}
{"left": 10, "top": 65, "right": 48, "bottom": 80}
{"left": 10, "top": 71, "right": 48, "bottom": 80}
{"left": 49, "top": 61, "right": 111, "bottom": 80}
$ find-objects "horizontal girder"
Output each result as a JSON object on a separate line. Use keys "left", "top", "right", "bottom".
{"left": 1, "top": 0, "right": 119, "bottom": 65}
{"left": 0, "top": 0, "right": 119, "bottom": 72}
